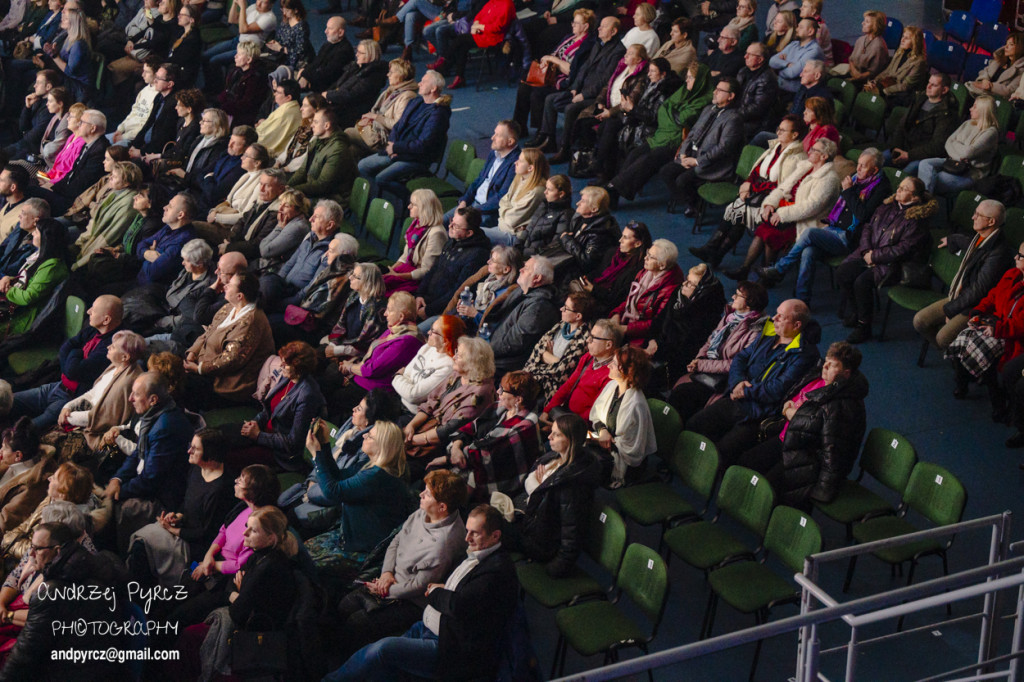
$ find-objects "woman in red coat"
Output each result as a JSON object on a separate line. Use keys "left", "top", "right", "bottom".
{"left": 443, "top": 0, "right": 517, "bottom": 88}
{"left": 609, "top": 237, "right": 684, "bottom": 344}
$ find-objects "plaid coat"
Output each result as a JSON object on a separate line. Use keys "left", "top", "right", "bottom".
{"left": 457, "top": 408, "right": 542, "bottom": 503}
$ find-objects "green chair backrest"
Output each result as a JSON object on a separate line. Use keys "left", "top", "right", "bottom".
{"left": 350, "top": 178, "right": 371, "bottom": 226}
{"left": 446, "top": 139, "right": 476, "bottom": 182}
{"left": 716, "top": 465, "right": 776, "bottom": 539}
{"left": 1005, "top": 207, "right": 1024, "bottom": 247}
{"left": 365, "top": 197, "right": 397, "bottom": 248}
{"left": 950, "top": 191, "right": 985, "bottom": 232}
{"left": 928, "top": 231, "right": 966, "bottom": 288}
{"left": 303, "top": 419, "right": 339, "bottom": 463}
{"left": 585, "top": 505, "right": 628, "bottom": 579}
{"left": 845, "top": 148, "right": 864, "bottom": 163}
{"left": 464, "top": 158, "right": 486, "bottom": 186}
{"left": 998, "top": 154, "right": 1024, "bottom": 183}
{"left": 883, "top": 167, "right": 907, "bottom": 191}
{"left": 885, "top": 106, "right": 908, "bottom": 139}
{"left": 764, "top": 505, "right": 822, "bottom": 574}
{"left": 949, "top": 82, "right": 969, "bottom": 117}
{"left": 993, "top": 96, "right": 1012, "bottom": 134}
{"left": 827, "top": 77, "right": 856, "bottom": 110}
{"left": 902, "top": 462, "right": 967, "bottom": 528}
{"left": 94, "top": 53, "right": 106, "bottom": 91}
{"left": 64, "top": 296, "right": 86, "bottom": 339}
{"left": 616, "top": 543, "right": 668, "bottom": 626}
{"left": 735, "top": 145, "right": 764, "bottom": 182}
{"left": 646, "top": 399, "right": 682, "bottom": 462}
{"left": 860, "top": 427, "right": 917, "bottom": 496}
{"left": 672, "top": 431, "right": 719, "bottom": 503}
{"left": 834, "top": 99, "right": 847, "bottom": 127}
{"left": 852, "top": 91, "right": 886, "bottom": 131}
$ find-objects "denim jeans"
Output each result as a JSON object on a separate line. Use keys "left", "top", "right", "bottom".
{"left": 918, "top": 157, "right": 977, "bottom": 195}
{"left": 481, "top": 225, "right": 518, "bottom": 245}
{"left": 772, "top": 226, "right": 849, "bottom": 303}
{"left": 357, "top": 153, "right": 430, "bottom": 198}
{"left": 321, "top": 621, "right": 440, "bottom": 682}
{"left": 11, "top": 381, "right": 73, "bottom": 431}
{"left": 397, "top": 0, "right": 443, "bottom": 46}
{"left": 424, "top": 19, "right": 456, "bottom": 58}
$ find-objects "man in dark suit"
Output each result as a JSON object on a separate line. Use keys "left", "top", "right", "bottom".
{"left": 296, "top": 17, "right": 354, "bottom": 92}
{"left": 192, "top": 125, "right": 258, "bottom": 213}
{"left": 4, "top": 69, "right": 59, "bottom": 160}
{"left": 221, "top": 168, "right": 288, "bottom": 260}
{"left": 50, "top": 109, "right": 111, "bottom": 214}
{"left": 324, "top": 504, "right": 518, "bottom": 682}
{"left": 129, "top": 63, "right": 181, "bottom": 158}
{"left": 449, "top": 120, "right": 521, "bottom": 230}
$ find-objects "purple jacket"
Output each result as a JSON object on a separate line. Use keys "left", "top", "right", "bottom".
{"left": 354, "top": 327, "right": 424, "bottom": 391}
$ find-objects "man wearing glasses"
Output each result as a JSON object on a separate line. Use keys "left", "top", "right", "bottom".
{"left": 50, "top": 110, "right": 111, "bottom": 214}
{"left": 541, "top": 319, "right": 623, "bottom": 429}
{"left": 130, "top": 63, "right": 182, "bottom": 158}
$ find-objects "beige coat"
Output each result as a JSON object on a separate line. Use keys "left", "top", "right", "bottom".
{"left": 2, "top": 489, "right": 113, "bottom": 561}
{"left": 765, "top": 160, "right": 842, "bottom": 238}
{"left": 347, "top": 80, "right": 419, "bottom": 151}
{"left": 62, "top": 362, "right": 144, "bottom": 451}
{"left": 0, "top": 446, "right": 58, "bottom": 534}
{"left": 969, "top": 50, "right": 1024, "bottom": 98}
{"left": 395, "top": 223, "right": 448, "bottom": 280}
{"left": 188, "top": 306, "right": 276, "bottom": 402}
{"left": 208, "top": 170, "right": 264, "bottom": 226}
{"left": 496, "top": 183, "right": 545, "bottom": 236}
{"left": 876, "top": 50, "right": 929, "bottom": 96}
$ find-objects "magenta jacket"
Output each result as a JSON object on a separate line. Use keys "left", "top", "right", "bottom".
{"left": 354, "top": 326, "right": 424, "bottom": 391}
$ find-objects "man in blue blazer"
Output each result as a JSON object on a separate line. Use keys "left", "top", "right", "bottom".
{"left": 445, "top": 120, "right": 521, "bottom": 228}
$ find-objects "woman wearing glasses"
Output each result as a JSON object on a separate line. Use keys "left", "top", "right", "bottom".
{"left": 609, "top": 238, "right": 684, "bottom": 346}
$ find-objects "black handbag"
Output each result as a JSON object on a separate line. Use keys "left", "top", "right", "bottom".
{"left": 941, "top": 158, "right": 970, "bottom": 175}
{"left": 899, "top": 262, "right": 933, "bottom": 289}
{"left": 230, "top": 614, "right": 289, "bottom": 678}
{"left": 568, "top": 149, "right": 599, "bottom": 178}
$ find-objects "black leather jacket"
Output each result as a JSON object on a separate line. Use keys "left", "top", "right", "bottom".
{"left": 521, "top": 198, "right": 572, "bottom": 256}
{"left": 736, "top": 65, "right": 779, "bottom": 138}
{"left": 557, "top": 211, "right": 620, "bottom": 278}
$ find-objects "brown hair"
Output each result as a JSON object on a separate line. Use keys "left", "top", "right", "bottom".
{"left": 804, "top": 96, "right": 835, "bottom": 127}
{"left": 52, "top": 462, "right": 94, "bottom": 504}
{"left": 616, "top": 346, "right": 651, "bottom": 389}
{"left": 424, "top": 469, "right": 469, "bottom": 510}
{"left": 278, "top": 341, "right": 317, "bottom": 377}
{"left": 147, "top": 352, "right": 185, "bottom": 399}
{"left": 500, "top": 370, "right": 540, "bottom": 407}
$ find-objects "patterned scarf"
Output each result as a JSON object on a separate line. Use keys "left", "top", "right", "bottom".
{"left": 827, "top": 171, "right": 883, "bottom": 225}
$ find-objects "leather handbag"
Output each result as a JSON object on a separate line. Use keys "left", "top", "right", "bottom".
{"left": 523, "top": 60, "right": 555, "bottom": 88}
{"left": 230, "top": 614, "right": 289, "bottom": 677}
{"left": 941, "top": 158, "right": 970, "bottom": 175}
{"left": 283, "top": 304, "right": 317, "bottom": 331}
{"left": 899, "top": 262, "right": 933, "bottom": 288}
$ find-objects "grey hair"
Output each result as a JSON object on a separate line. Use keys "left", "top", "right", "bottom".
{"left": 816, "top": 138, "right": 838, "bottom": 160}
{"left": 720, "top": 26, "right": 740, "bottom": 40}
{"left": 82, "top": 109, "right": 106, "bottom": 133}
{"left": 261, "top": 168, "right": 289, "bottom": 184}
{"left": 112, "top": 330, "right": 146, "bottom": 362}
{"left": 332, "top": 233, "right": 359, "bottom": 256}
{"left": 316, "top": 199, "right": 344, "bottom": 226}
{"left": 530, "top": 256, "right": 555, "bottom": 284}
{"left": 980, "top": 199, "right": 1006, "bottom": 227}
{"left": 202, "top": 108, "right": 230, "bottom": 138}
{"left": 859, "top": 147, "right": 884, "bottom": 171}
{"left": 805, "top": 59, "right": 825, "bottom": 75}
{"left": 650, "top": 238, "right": 678, "bottom": 267}
{"left": 355, "top": 262, "right": 386, "bottom": 299}
{"left": 23, "top": 197, "right": 50, "bottom": 219}
{"left": 491, "top": 245, "right": 520, "bottom": 271}
{"left": 41, "top": 500, "right": 89, "bottom": 536}
{"left": 137, "top": 371, "right": 170, "bottom": 403}
{"left": 424, "top": 69, "right": 446, "bottom": 93}
{"left": 0, "top": 380, "right": 11, "bottom": 417}
{"left": 181, "top": 238, "right": 213, "bottom": 267}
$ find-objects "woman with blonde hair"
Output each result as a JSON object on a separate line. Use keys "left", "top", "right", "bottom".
{"left": 765, "top": 10, "right": 796, "bottom": 57}
{"left": 919, "top": 95, "right": 1000, "bottom": 195}
{"left": 34, "top": 9, "right": 92, "bottom": 101}
{"left": 257, "top": 188, "right": 311, "bottom": 271}
{"left": 863, "top": 26, "right": 928, "bottom": 105}
{"left": 834, "top": 11, "right": 889, "bottom": 83}
{"left": 383, "top": 189, "right": 447, "bottom": 295}
{"left": 347, "top": 58, "right": 419, "bottom": 156}
{"left": 486, "top": 148, "right": 550, "bottom": 246}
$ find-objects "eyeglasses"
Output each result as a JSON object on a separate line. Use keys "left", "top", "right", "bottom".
{"left": 30, "top": 544, "right": 55, "bottom": 552}
{"left": 973, "top": 212, "right": 994, "bottom": 221}
{"left": 776, "top": 126, "right": 793, "bottom": 133}
{"left": 428, "top": 329, "right": 442, "bottom": 337}
{"left": 682, "top": 280, "right": 699, "bottom": 288}
{"left": 560, "top": 305, "right": 578, "bottom": 313}
{"left": 350, "top": 273, "right": 363, "bottom": 280}
{"left": 1014, "top": 252, "right": 1024, "bottom": 260}
{"left": 589, "top": 334, "right": 611, "bottom": 341}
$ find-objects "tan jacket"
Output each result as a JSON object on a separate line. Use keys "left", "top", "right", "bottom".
{"left": 63, "top": 363, "right": 144, "bottom": 451}
{"left": 2, "top": 489, "right": 113, "bottom": 561}
{"left": 188, "top": 306, "right": 276, "bottom": 402}
{"left": 0, "top": 446, "right": 58, "bottom": 534}
{"left": 969, "top": 50, "right": 1024, "bottom": 98}
{"left": 876, "top": 50, "right": 929, "bottom": 95}
{"left": 395, "top": 223, "right": 448, "bottom": 280}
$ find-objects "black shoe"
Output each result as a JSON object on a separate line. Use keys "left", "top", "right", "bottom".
{"left": 846, "top": 324, "right": 872, "bottom": 344}
{"left": 841, "top": 312, "right": 859, "bottom": 328}
{"left": 722, "top": 266, "right": 749, "bottom": 281}
{"left": 549, "top": 149, "right": 570, "bottom": 165}
{"left": 755, "top": 265, "right": 783, "bottom": 287}
{"left": 689, "top": 245, "right": 712, "bottom": 261}
{"left": 524, "top": 133, "right": 549, "bottom": 150}
{"left": 1007, "top": 432, "right": 1024, "bottom": 448}
{"left": 606, "top": 185, "right": 620, "bottom": 210}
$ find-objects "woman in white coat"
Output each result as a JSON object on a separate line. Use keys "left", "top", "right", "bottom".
{"left": 393, "top": 314, "right": 467, "bottom": 414}
{"left": 589, "top": 345, "right": 656, "bottom": 488}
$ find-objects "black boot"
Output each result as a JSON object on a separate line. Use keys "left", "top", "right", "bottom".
{"left": 846, "top": 322, "right": 872, "bottom": 344}
{"left": 688, "top": 229, "right": 727, "bottom": 263}
{"left": 985, "top": 371, "right": 1009, "bottom": 423}
{"left": 524, "top": 132, "right": 550, "bottom": 149}
{"left": 952, "top": 361, "right": 971, "bottom": 399}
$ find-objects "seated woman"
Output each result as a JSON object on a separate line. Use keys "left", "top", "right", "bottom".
{"left": 394, "top": 315, "right": 467, "bottom": 414}
{"left": 265, "top": 0, "right": 314, "bottom": 71}
{"left": 545, "top": 186, "right": 620, "bottom": 279}
{"left": 256, "top": 188, "right": 310, "bottom": 273}
{"left": 207, "top": 143, "right": 273, "bottom": 228}
{"left": 216, "top": 42, "right": 269, "bottom": 128}
{"left": 183, "top": 270, "right": 276, "bottom": 409}
{"left": 126, "top": 427, "right": 235, "bottom": 589}
{"left": 227, "top": 341, "right": 326, "bottom": 472}
{"left": 7, "top": 86, "right": 72, "bottom": 166}
{"left": 484, "top": 148, "right": 550, "bottom": 247}
{"left": 668, "top": 280, "right": 769, "bottom": 421}
{"left": 575, "top": 219, "right": 651, "bottom": 317}
{"left": 593, "top": 57, "right": 682, "bottom": 186}
{"left": 520, "top": 174, "right": 573, "bottom": 257}
{"left": 34, "top": 10, "right": 93, "bottom": 102}
{"left": 403, "top": 336, "right": 497, "bottom": 480}
{"left": 165, "top": 5, "right": 202, "bottom": 85}
{"left": 139, "top": 88, "right": 204, "bottom": 175}
{"left": 967, "top": 31, "right": 1024, "bottom": 98}
{"left": 345, "top": 57, "right": 418, "bottom": 158}
{"left": 0, "top": 417, "right": 58, "bottom": 534}
{"left": 690, "top": 114, "right": 808, "bottom": 268}
{"left": 442, "top": 245, "right": 520, "bottom": 333}
{"left": 610, "top": 238, "right": 684, "bottom": 346}
{"left": 439, "top": 0, "right": 517, "bottom": 90}
{"left": 918, "top": 96, "right": 1000, "bottom": 196}
{"left": 168, "top": 463, "right": 280, "bottom": 627}
{"left": 525, "top": 292, "right": 595, "bottom": 406}
{"left": 863, "top": 25, "right": 929, "bottom": 107}
{"left": 831, "top": 11, "right": 889, "bottom": 84}
{"left": 70, "top": 160, "right": 142, "bottom": 265}
{"left": 305, "top": 420, "right": 415, "bottom": 594}
{"left": 321, "top": 261, "right": 388, "bottom": 363}
{"left": 765, "top": 10, "right": 795, "bottom": 57}
{"left": 279, "top": 388, "right": 401, "bottom": 535}
{"left": 737, "top": 342, "right": 868, "bottom": 508}
{"left": 947, "top": 241, "right": 1024, "bottom": 420}
{"left": 382, "top": 189, "right": 448, "bottom": 295}
{"left": 652, "top": 18, "right": 696, "bottom": 75}
{"left": 25, "top": 102, "right": 84, "bottom": 182}
{"left": 724, "top": 137, "right": 840, "bottom": 280}
{"left": 332, "top": 469, "right": 468, "bottom": 660}
{"left": 504, "top": 412, "right": 602, "bottom": 577}
{"left": 433, "top": 371, "right": 543, "bottom": 502}
{"left": 838, "top": 177, "right": 935, "bottom": 344}
{"left": 1, "top": 463, "right": 110, "bottom": 566}
{"left": 277, "top": 93, "right": 328, "bottom": 172}
{"left": 324, "top": 40, "right": 389, "bottom": 129}
{"left": 56, "top": 330, "right": 147, "bottom": 453}
{"left": 589, "top": 346, "right": 657, "bottom": 487}
{"left": 646, "top": 263, "right": 727, "bottom": 387}
{"left": 621, "top": 3, "right": 660, "bottom": 55}
{"left": 80, "top": 187, "right": 164, "bottom": 285}
{"left": 800, "top": 96, "right": 840, "bottom": 156}
{"left": 328, "top": 291, "right": 425, "bottom": 421}
{"left": 122, "top": 238, "right": 215, "bottom": 335}
{"left": 0, "top": 220, "right": 70, "bottom": 339}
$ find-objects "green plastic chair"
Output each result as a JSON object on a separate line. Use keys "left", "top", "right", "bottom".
{"left": 1005, "top": 207, "right": 1024, "bottom": 247}
{"left": 827, "top": 77, "right": 856, "bottom": 110}
{"left": 998, "top": 154, "right": 1024, "bottom": 187}
{"left": 662, "top": 465, "right": 775, "bottom": 574}
{"left": 949, "top": 82, "right": 969, "bottom": 118}
{"left": 884, "top": 105, "right": 908, "bottom": 139}
{"left": 517, "top": 504, "right": 627, "bottom": 608}
{"left": 845, "top": 148, "right": 864, "bottom": 163}
{"left": 341, "top": 177, "right": 371, "bottom": 235}
{"left": 359, "top": 197, "right": 397, "bottom": 261}
{"left": 814, "top": 427, "right": 918, "bottom": 541}
{"left": 992, "top": 96, "right": 1012, "bottom": 134}
{"left": 849, "top": 91, "right": 886, "bottom": 138}
{"left": 703, "top": 506, "right": 822, "bottom": 679}
{"left": 614, "top": 431, "right": 719, "bottom": 545}
{"left": 834, "top": 99, "right": 847, "bottom": 127}
{"left": 695, "top": 145, "right": 764, "bottom": 230}
{"left": 551, "top": 543, "right": 668, "bottom": 680}
{"left": 405, "top": 139, "right": 477, "bottom": 197}
{"left": 883, "top": 167, "right": 908, "bottom": 192}
{"left": 950, "top": 191, "right": 986, "bottom": 232}
{"left": 646, "top": 398, "right": 683, "bottom": 463}
{"left": 7, "top": 296, "right": 86, "bottom": 375}
{"left": 843, "top": 462, "right": 967, "bottom": 629}
{"left": 201, "top": 406, "right": 256, "bottom": 428}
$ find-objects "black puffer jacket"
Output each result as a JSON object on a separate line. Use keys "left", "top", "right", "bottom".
{"left": 556, "top": 211, "right": 620, "bottom": 278}
{"left": 654, "top": 268, "right": 726, "bottom": 383}
{"left": 777, "top": 369, "right": 869, "bottom": 507}
{"left": 514, "top": 449, "right": 602, "bottom": 577}
{"left": 325, "top": 60, "right": 390, "bottom": 128}
{"left": 521, "top": 198, "right": 572, "bottom": 256}
{"left": 618, "top": 72, "right": 684, "bottom": 152}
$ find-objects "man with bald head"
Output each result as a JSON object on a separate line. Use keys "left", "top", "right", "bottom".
{"left": 296, "top": 17, "right": 354, "bottom": 92}
{"left": 686, "top": 299, "right": 820, "bottom": 465}
{"left": 10, "top": 295, "right": 124, "bottom": 430}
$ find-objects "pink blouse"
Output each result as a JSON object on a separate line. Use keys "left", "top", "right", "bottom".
{"left": 47, "top": 135, "right": 86, "bottom": 182}
{"left": 212, "top": 505, "right": 254, "bottom": 574}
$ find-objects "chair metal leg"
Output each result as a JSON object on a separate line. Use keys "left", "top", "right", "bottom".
{"left": 878, "top": 298, "right": 892, "bottom": 341}
{"left": 843, "top": 555, "right": 858, "bottom": 593}
{"left": 701, "top": 590, "right": 718, "bottom": 639}
{"left": 917, "top": 340, "right": 929, "bottom": 367}
{"left": 693, "top": 199, "right": 706, "bottom": 233}
{"left": 749, "top": 610, "right": 766, "bottom": 682}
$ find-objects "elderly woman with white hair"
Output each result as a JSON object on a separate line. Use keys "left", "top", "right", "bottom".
{"left": 57, "top": 331, "right": 147, "bottom": 453}
{"left": 121, "top": 237, "right": 216, "bottom": 333}
{"left": 610, "top": 238, "right": 685, "bottom": 345}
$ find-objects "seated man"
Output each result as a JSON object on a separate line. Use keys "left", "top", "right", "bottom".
{"left": 128, "top": 64, "right": 182, "bottom": 160}
{"left": 490, "top": 256, "right": 560, "bottom": 374}
{"left": 756, "top": 148, "right": 891, "bottom": 304}
{"left": 687, "top": 299, "right": 820, "bottom": 465}
{"left": 0, "top": 165, "right": 33, "bottom": 242}
{"left": 49, "top": 109, "right": 111, "bottom": 215}
{"left": 4, "top": 69, "right": 59, "bottom": 161}
{"left": 886, "top": 74, "right": 960, "bottom": 175}
{"left": 323, "top": 504, "right": 518, "bottom": 682}
{"left": 913, "top": 199, "right": 1012, "bottom": 351}
{"left": 260, "top": 199, "right": 341, "bottom": 312}
{"left": 768, "top": 18, "right": 825, "bottom": 93}
{"left": 296, "top": 17, "right": 354, "bottom": 92}
{"left": 415, "top": 207, "right": 492, "bottom": 321}
{"left": 134, "top": 193, "right": 198, "bottom": 288}
{"left": 10, "top": 295, "right": 123, "bottom": 430}
{"left": 104, "top": 371, "right": 193, "bottom": 552}
{"left": 121, "top": 237, "right": 216, "bottom": 333}
{"left": 701, "top": 26, "right": 744, "bottom": 79}
{"left": 358, "top": 70, "right": 451, "bottom": 198}
{"left": 221, "top": 168, "right": 288, "bottom": 259}
{"left": 541, "top": 318, "right": 623, "bottom": 428}
{"left": 736, "top": 42, "right": 779, "bottom": 139}
{"left": 0, "top": 197, "right": 48, "bottom": 278}
{"left": 287, "top": 108, "right": 358, "bottom": 207}
{"left": 789, "top": 59, "right": 833, "bottom": 117}
{"left": 188, "top": 125, "right": 257, "bottom": 215}
{"left": 448, "top": 121, "right": 521, "bottom": 227}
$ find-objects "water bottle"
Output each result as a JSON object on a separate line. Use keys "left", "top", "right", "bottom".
{"left": 459, "top": 286, "right": 473, "bottom": 310}
{"left": 478, "top": 323, "right": 493, "bottom": 341}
